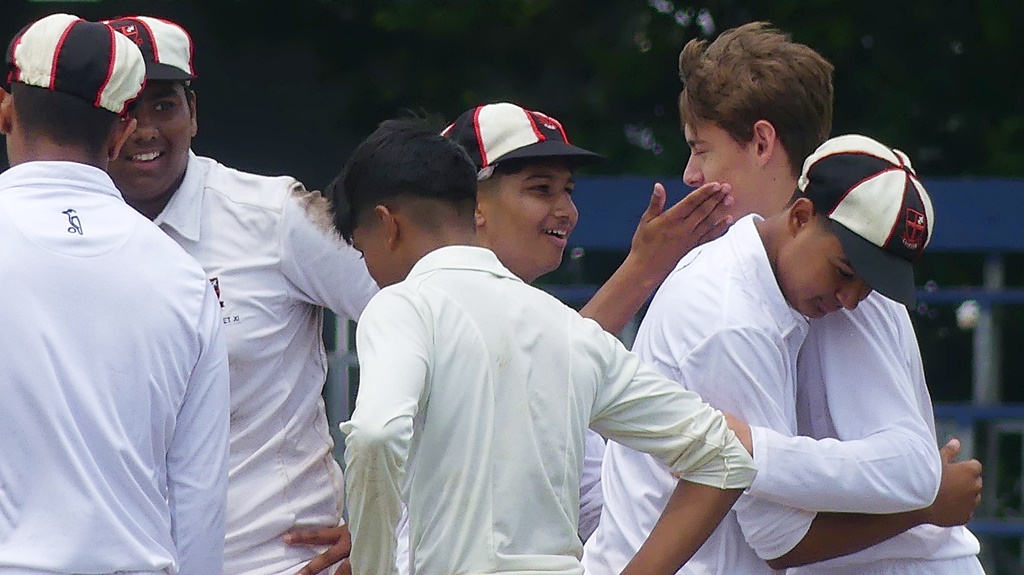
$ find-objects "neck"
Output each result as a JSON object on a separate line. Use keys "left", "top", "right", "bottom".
{"left": 8, "top": 138, "right": 108, "bottom": 170}
{"left": 408, "top": 225, "right": 478, "bottom": 262}
{"left": 755, "top": 213, "right": 787, "bottom": 280}
{"left": 759, "top": 168, "right": 800, "bottom": 219}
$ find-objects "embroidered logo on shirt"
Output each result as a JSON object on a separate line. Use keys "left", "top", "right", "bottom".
{"left": 63, "top": 209, "right": 83, "bottom": 235}
{"left": 209, "top": 277, "right": 225, "bottom": 308}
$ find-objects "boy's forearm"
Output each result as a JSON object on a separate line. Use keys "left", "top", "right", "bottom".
{"left": 620, "top": 481, "right": 742, "bottom": 575}
{"left": 581, "top": 253, "right": 665, "bottom": 334}
{"left": 767, "top": 509, "right": 927, "bottom": 570}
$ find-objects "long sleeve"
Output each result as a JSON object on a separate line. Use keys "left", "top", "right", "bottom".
{"left": 747, "top": 295, "right": 942, "bottom": 513}
{"left": 645, "top": 325, "right": 816, "bottom": 562}
{"left": 584, "top": 319, "right": 756, "bottom": 490}
{"left": 279, "top": 183, "right": 379, "bottom": 321}
{"left": 168, "top": 282, "right": 231, "bottom": 575}
{"left": 341, "top": 290, "right": 430, "bottom": 575}
{"left": 577, "top": 430, "right": 606, "bottom": 541}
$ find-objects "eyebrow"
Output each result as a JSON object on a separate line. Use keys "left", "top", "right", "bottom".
{"left": 686, "top": 138, "right": 705, "bottom": 148}
{"left": 524, "top": 174, "right": 576, "bottom": 185}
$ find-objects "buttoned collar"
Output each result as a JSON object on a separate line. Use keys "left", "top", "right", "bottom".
{"left": 729, "top": 214, "right": 808, "bottom": 330}
{"left": 407, "top": 245, "right": 522, "bottom": 282}
{"left": 152, "top": 150, "right": 204, "bottom": 242}
{"left": 0, "top": 161, "right": 122, "bottom": 199}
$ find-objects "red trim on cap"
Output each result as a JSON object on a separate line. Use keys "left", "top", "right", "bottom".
{"left": 7, "top": 32, "right": 26, "bottom": 85}
{"left": 827, "top": 165, "right": 903, "bottom": 217}
{"left": 524, "top": 110, "right": 546, "bottom": 142}
{"left": 534, "top": 110, "right": 570, "bottom": 143}
{"left": 95, "top": 26, "right": 118, "bottom": 111}
{"left": 136, "top": 18, "right": 159, "bottom": 61}
{"left": 440, "top": 123, "right": 455, "bottom": 136}
{"left": 881, "top": 181, "right": 911, "bottom": 250}
{"left": 472, "top": 106, "right": 489, "bottom": 167}
{"left": 48, "top": 20, "right": 78, "bottom": 90}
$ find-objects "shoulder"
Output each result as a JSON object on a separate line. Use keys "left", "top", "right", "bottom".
{"left": 196, "top": 155, "right": 304, "bottom": 213}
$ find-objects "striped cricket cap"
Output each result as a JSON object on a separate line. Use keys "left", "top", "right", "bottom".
{"left": 798, "top": 134, "right": 935, "bottom": 307}
{"left": 442, "top": 102, "right": 603, "bottom": 180}
{"left": 4, "top": 14, "right": 145, "bottom": 115}
{"left": 105, "top": 16, "right": 195, "bottom": 81}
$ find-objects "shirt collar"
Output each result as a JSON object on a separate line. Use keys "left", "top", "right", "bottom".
{"left": 153, "top": 151, "right": 204, "bottom": 242}
{"left": 730, "top": 214, "right": 808, "bottom": 330}
{"left": 0, "top": 161, "right": 123, "bottom": 199}
{"left": 407, "top": 245, "right": 522, "bottom": 282}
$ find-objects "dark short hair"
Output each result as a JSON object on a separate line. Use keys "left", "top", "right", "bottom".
{"left": 11, "top": 82, "right": 119, "bottom": 157}
{"left": 328, "top": 118, "right": 478, "bottom": 243}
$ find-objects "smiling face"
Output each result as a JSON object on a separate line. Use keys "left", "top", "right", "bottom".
{"left": 773, "top": 199, "right": 873, "bottom": 318}
{"left": 475, "top": 160, "right": 578, "bottom": 283}
{"left": 108, "top": 81, "right": 197, "bottom": 219}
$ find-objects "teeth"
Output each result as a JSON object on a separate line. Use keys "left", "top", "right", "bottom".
{"left": 545, "top": 230, "right": 567, "bottom": 239}
{"left": 132, "top": 151, "right": 161, "bottom": 161}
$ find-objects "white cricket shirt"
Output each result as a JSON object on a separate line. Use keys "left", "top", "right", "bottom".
{"left": 151, "top": 153, "right": 378, "bottom": 575}
{"left": 584, "top": 215, "right": 816, "bottom": 575}
{"left": 342, "top": 245, "right": 755, "bottom": 575}
{"left": 749, "top": 293, "right": 983, "bottom": 574}
{"left": 0, "top": 161, "right": 230, "bottom": 575}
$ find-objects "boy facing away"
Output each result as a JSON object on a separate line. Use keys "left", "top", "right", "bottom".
{"left": 331, "top": 119, "right": 755, "bottom": 575}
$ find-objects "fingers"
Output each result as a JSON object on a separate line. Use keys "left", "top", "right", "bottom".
{"left": 640, "top": 183, "right": 668, "bottom": 223}
{"left": 333, "top": 559, "right": 352, "bottom": 575}
{"left": 284, "top": 526, "right": 347, "bottom": 546}
{"left": 662, "top": 182, "right": 727, "bottom": 222}
{"left": 940, "top": 438, "right": 961, "bottom": 462}
{"left": 294, "top": 545, "right": 349, "bottom": 575}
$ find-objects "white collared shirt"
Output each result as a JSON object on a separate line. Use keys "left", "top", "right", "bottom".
{"left": 584, "top": 215, "right": 815, "bottom": 575}
{"left": 0, "top": 161, "right": 229, "bottom": 575}
{"left": 748, "top": 293, "right": 982, "bottom": 574}
{"left": 152, "top": 153, "right": 378, "bottom": 575}
{"left": 342, "top": 245, "right": 755, "bottom": 575}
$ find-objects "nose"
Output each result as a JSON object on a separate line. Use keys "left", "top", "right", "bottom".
{"left": 554, "top": 191, "right": 579, "bottom": 227}
{"left": 682, "top": 155, "right": 703, "bottom": 187}
{"left": 837, "top": 280, "right": 871, "bottom": 310}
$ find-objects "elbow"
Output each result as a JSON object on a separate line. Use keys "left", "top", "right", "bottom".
{"left": 344, "top": 418, "right": 405, "bottom": 460}
{"left": 899, "top": 439, "right": 945, "bottom": 509}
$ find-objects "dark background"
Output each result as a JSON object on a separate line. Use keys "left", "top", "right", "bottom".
{"left": 4, "top": 1, "right": 1024, "bottom": 402}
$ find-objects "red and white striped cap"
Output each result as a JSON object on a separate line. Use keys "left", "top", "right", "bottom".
{"left": 4, "top": 13, "right": 146, "bottom": 115}
{"left": 442, "top": 102, "right": 602, "bottom": 180}
{"left": 798, "top": 134, "right": 935, "bottom": 307}
{"left": 105, "top": 16, "right": 195, "bottom": 81}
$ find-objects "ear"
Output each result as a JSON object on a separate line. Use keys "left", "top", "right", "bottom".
{"left": 108, "top": 116, "right": 138, "bottom": 161}
{"left": 786, "top": 197, "right": 817, "bottom": 236}
{"left": 0, "top": 89, "right": 14, "bottom": 135}
{"left": 751, "top": 119, "right": 778, "bottom": 166}
{"left": 374, "top": 204, "right": 401, "bottom": 251}
{"left": 187, "top": 89, "right": 198, "bottom": 138}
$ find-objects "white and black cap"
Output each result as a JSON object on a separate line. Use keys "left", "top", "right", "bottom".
{"left": 799, "top": 134, "right": 935, "bottom": 307}
{"left": 105, "top": 16, "right": 195, "bottom": 82}
{"left": 442, "top": 102, "right": 603, "bottom": 180}
{"left": 4, "top": 13, "right": 146, "bottom": 115}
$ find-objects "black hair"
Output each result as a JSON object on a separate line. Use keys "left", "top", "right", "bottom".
{"left": 327, "top": 118, "right": 478, "bottom": 243}
{"left": 11, "top": 83, "right": 119, "bottom": 157}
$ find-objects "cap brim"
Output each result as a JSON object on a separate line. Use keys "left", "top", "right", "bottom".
{"left": 492, "top": 139, "right": 604, "bottom": 167}
{"left": 833, "top": 222, "right": 917, "bottom": 307}
{"left": 145, "top": 61, "right": 195, "bottom": 81}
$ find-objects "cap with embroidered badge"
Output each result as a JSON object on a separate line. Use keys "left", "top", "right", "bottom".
{"left": 4, "top": 13, "right": 146, "bottom": 115}
{"left": 797, "top": 134, "right": 935, "bottom": 308}
{"left": 442, "top": 102, "right": 603, "bottom": 180}
{"left": 105, "top": 16, "right": 195, "bottom": 82}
